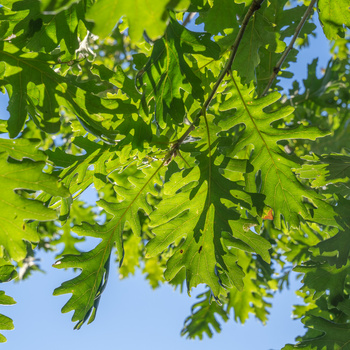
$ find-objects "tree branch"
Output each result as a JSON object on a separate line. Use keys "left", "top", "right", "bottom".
{"left": 182, "top": 12, "right": 196, "bottom": 27}
{"left": 260, "top": 0, "right": 317, "bottom": 97}
{"left": 168, "top": 0, "right": 265, "bottom": 157}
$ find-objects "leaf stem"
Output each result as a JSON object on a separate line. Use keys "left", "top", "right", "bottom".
{"left": 260, "top": 0, "right": 317, "bottom": 97}
{"left": 168, "top": 0, "right": 265, "bottom": 158}
{"left": 202, "top": 109, "right": 212, "bottom": 206}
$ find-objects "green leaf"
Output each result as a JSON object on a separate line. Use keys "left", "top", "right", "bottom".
{"left": 40, "top": 0, "right": 80, "bottom": 13}
{"left": 256, "top": 0, "right": 316, "bottom": 93}
{"left": 143, "top": 256, "right": 165, "bottom": 289}
{"left": 0, "top": 120, "right": 7, "bottom": 133}
{"left": 315, "top": 229, "right": 350, "bottom": 268}
{"left": 45, "top": 138, "right": 106, "bottom": 203}
{"left": 0, "top": 41, "right": 137, "bottom": 138}
{"left": 53, "top": 160, "right": 165, "bottom": 328}
{"left": 52, "top": 200, "right": 96, "bottom": 258}
{"left": 91, "top": 64, "right": 141, "bottom": 102}
{"left": 118, "top": 234, "right": 141, "bottom": 279}
{"left": 226, "top": 252, "right": 274, "bottom": 324}
{"left": 231, "top": 0, "right": 285, "bottom": 83}
{"left": 283, "top": 316, "right": 350, "bottom": 350}
{"left": 87, "top": 0, "right": 190, "bottom": 41}
{"left": 181, "top": 290, "right": 229, "bottom": 339}
{"left": 137, "top": 16, "right": 220, "bottom": 127}
{"left": 53, "top": 200, "right": 121, "bottom": 329}
{"left": 1, "top": 0, "right": 350, "bottom": 343}
{"left": 0, "top": 0, "right": 84, "bottom": 55}
{"left": 0, "top": 143, "right": 70, "bottom": 261}
{"left": 0, "top": 138, "right": 47, "bottom": 162}
{"left": 313, "top": 196, "right": 350, "bottom": 268}
{"left": 294, "top": 262, "right": 349, "bottom": 303}
{"left": 147, "top": 114, "right": 270, "bottom": 296}
{"left": 197, "top": 0, "right": 244, "bottom": 34}
{"left": 219, "top": 72, "right": 336, "bottom": 228}
{"left": 0, "top": 291, "right": 16, "bottom": 343}
{"left": 0, "top": 291, "right": 15, "bottom": 307}
{"left": 0, "top": 265, "right": 17, "bottom": 283}
{"left": 296, "top": 153, "right": 350, "bottom": 189}
{"left": 234, "top": 0, "right": 253, "bottom": 5}
{"left": 0, "top": 265, "right": 17, "bottom": 343}
{"left": 318, "top": 0, "right": 350, "bottom": 40}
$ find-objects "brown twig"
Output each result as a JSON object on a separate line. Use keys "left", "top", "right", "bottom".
{"left": 167, "top": 0, "right": 265, "bottom": 160}
{"left": 260, "top": 0, "right": 317, "bottom": 97}
{"left": 182, "top": 12, "right": 196, "bottom": 27}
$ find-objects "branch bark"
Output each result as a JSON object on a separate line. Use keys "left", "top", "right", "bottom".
{"left": 168, "top": 0, "right": 265, "bottom": 157}
{"left": 260, "top": 0, "right": 317, "bottom": 97}
{"left": 182, "top": 12, "right": 196, "bottom": 27}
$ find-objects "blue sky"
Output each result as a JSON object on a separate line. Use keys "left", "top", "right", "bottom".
{"left": 0, "top": 12, "right": 332, "bottom": 350}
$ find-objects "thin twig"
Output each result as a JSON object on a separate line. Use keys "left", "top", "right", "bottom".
{"left": 182, "top": 12, "right": 196, "bottom": 27}
{"left": 167, "top": 0, "right": 265, "bottom": 157}
{"left": 260, "top": 0, "right": 317, "bottom": 97}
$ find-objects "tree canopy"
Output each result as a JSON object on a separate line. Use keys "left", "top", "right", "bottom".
{"left": 0, "top": 0, "right": 350, "bottom": 347}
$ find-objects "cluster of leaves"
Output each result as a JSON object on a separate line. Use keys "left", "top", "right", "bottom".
{"left": 0, "top": 0, "right": 349, "bottom": 347}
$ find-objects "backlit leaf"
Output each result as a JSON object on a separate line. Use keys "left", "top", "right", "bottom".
{"left": 87, "top": 0, "right": 190, "bottom": 41}
{"left": 318, "top": 0, "right": 350, "bottom": 39}
{"left": 219, "top": 72, "right": 335, "bottom": 228}
{"left": 0, "top": 139, "right": 69, "bottom": 261}
{"left": 53, "top": 160, "right": 165, "bottom": 328}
